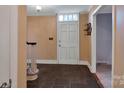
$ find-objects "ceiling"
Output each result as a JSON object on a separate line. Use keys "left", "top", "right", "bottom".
{"left": 27, "top": 5, "right": 91, "bottom": 16}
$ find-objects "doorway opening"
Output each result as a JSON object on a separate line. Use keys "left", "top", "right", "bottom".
{"left": 92, "top": 5, "right": 112, "bottom": 88}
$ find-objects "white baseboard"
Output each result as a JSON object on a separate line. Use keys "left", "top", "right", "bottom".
{"left": 97, "top": 60, "right": 112, "bottom": 65}
{"left": 36, "top": 60, "right": 92, "bottom": 73}
{"left": 37, "top": 60, "right": 58, "bottom": 64}
{"left": 79, "top": 60, "right": 89, "bottom": 65}
{"left": 88, "top": 64, "right": 93, "bottom": 73}
{"left": 36, "top": 60, "right": 88, "bottom": 65}
{"left": 27, "top": 59, "right": 92, "bottom": 73}
{"left": 79, "top": 60, "right": 92, "bottom": 73}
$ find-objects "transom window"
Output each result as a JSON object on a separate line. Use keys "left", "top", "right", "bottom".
{"left": 58, "top": 14, "right": 78, "bottom": 22}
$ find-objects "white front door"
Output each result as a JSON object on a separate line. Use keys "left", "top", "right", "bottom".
{"left": 58, "top": 20, "right": 79, "bottom": 64}
{"left": 0, "top": 6, "right": 11, "bottom": 87}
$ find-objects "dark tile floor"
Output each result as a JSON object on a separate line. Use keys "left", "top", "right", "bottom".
{"left": 27, "top": 64, "right": 100, "bottom": 88}
{"left": 96, "top": 63, "right": 112, "bottom": 88}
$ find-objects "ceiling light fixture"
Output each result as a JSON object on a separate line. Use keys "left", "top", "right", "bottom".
{"left": 36, "top": 5, "right": 42, "bottom": 12}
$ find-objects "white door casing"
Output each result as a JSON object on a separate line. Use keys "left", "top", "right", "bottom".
{"left": 90, "top": 5, "right": 102, "bottom": 73}
{"left": 57, "top": 14, "right": 79, "bottom": 64}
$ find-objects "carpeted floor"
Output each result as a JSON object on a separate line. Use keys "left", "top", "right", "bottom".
{"left": 27, "top": 64, "right": 101, "bottom": 88}
{"left": 96, "top": 63, "right": 112, "bottom": 88}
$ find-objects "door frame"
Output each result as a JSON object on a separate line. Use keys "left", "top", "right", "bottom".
{"left": 91, "top": 5, "right": 115, "bottom": 87}
{"left": 57, "top": 13, "right": 80, "bottom": 65}
{"left": 90, "top": 5, "right": 102, "bottom": 73}
{"left": 10, "top": 6, "right": 18, "bottom": 88}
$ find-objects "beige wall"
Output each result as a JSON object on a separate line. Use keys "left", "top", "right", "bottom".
{"left": 79, "top": 14, "right": 91, "bottom": 62}
{"left": 27, "top": 14, "right": 90, "bottom": 61}
{"left": 27, "top": 16, "right": 57, "bottom": 60}
{"left": 113, "top": 5, "right": 124, "bottom": 88}
{"left": 18, "top": 6, "right": 27, "bottom": 88}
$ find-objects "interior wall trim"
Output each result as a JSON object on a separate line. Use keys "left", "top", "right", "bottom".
{"left": 34, "top": 60, "right": 92, "bottom": 73}
{"left": 37, "top": 60, "right": 58, "bottom": 64}
{"left": 97, "top": 60, "right": 112, "bottom": 65}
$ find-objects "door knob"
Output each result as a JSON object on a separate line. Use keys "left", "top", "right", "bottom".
{"left": 59, "top": 45, "right": 61, "bottom": 47}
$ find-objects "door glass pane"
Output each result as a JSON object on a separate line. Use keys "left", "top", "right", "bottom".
{"left": 73, "top": 14, "right": 78, "bottom": 21}
{"left": 59, "top": 15, "right": 63, "bottom": 21}
{"left": 68, "top": 14, "right": 73, "bottom": 21}
{"left": 64, "top": 15, "right": 68, "bottom": 21}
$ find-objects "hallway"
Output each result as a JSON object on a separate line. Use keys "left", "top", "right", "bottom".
{"left": 27, "top": 64, "right": 100, "bottom": 88}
